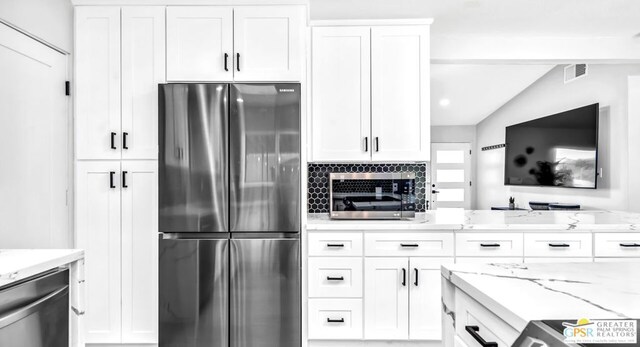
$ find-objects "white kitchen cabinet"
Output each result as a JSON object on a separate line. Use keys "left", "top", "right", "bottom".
{"left": 308, "top": 299, "right": 363, "bottom": 340}
{"left": 371, "top": 26, "right": 430, "bottom": 161}
{"left": 75, "top": 7, "right": 121, "bottom": 160}
{"left": 410, "top": 257, "right": 454, "bottom": 340}
{"left": 121, "top": 7, "right": 165, "bottom": 160}
{"left": 120, "top": 161, "right": 158, "bottom": 342}
{"left": 76, "top": 6, "right": 163, "bottom": 160}
{"left": 310, "top": 24, "right": 431, "bottom": 162}
{"left": 166, "top": 6, "right": 304, "bottom": 82}
{"left": 311, "top": 27, "right": 371, "bottom": 161}
{"left": 76, "top": 161, "right": 158, "bottom": 344}
{"left": 166, "top": 6, "right": 233, "bottom": 81}
{"left": 233, "top": 6, "right": 305, "bottom": 81}
{"left": 364, "top": 257, "right": 409, "bottom": 340}
{"left": 75, "top": 161, "right": 122, "bottom": 343}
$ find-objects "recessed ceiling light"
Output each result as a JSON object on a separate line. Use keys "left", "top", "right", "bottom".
{"left": 439, "top": 98, "right": 451, "bottom": 107}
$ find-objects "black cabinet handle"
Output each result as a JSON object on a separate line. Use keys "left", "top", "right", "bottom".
{"left": 400, "top": 243, "right": 419, "bottom": 248}
{"left": 401, "top": 268, "right": 406, "bottom": 286}
{"left": 414, "top": 268, "right": 419, "bottom": 286}
{"left": 480, "top": 243, "right": 501, "bottom": 248}
{"left": 620, "top": 243, "right": 640, "bottom": 248}
{"left": 109, "top": 171, "right": 116, "bottom": 189}
{"left": 364, "top": 137, "right": 368, "bottom": 152}
{"left": 122, "top": 132, "right": 128, "bottom": 150}
{"left": 122, "top": 171, "right": 128, "bottom": 188}
{"left": 548, "top": 243, "right": 570, "bottom": 248}
{"left": 375, "top": 137, "right": 379, "bottom": 152}
{"left": 224, "top": 53, "right": 229, "bottom": 71}
{"left": 110, "top": 132, "right": 116, "bottom": 149}
{"left": 326, "top": 276, "right": 344, "bottom": 281}
{"left": 327, "top": 318, "right": 344, "bottom": 323}
{"left": 326, "top": 243, "right": 344, "bottom": 248}
{"left": 465, "top": 326, "right": 498, "bottom": 347}
{"left": 236, "top": 53, "right": 241, "bottom": 71}
{"left": 432, "top": 190, "right": 440, "bottom": 194}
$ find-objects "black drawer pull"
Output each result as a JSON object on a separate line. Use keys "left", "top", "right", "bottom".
{"left": 110, "top": 132, "right": 117, "bottom": 149}
{"left": 414, "top": 268, "right": 419, "bottom": 286}
{"left": 327, "top": 318, "right": 344, "bottom": 323}
{"left": 326, "top": 243, "right": 344, "bottom": 248}
{"left": 548, "top": 243, "right": 570, "bottom": 248}
{"left": 224, "top": 53, "right": 229, "bottom": 71}
{"left": 480, "top": 243, "right": 501, "bottom": 248}
{"left": 401, "top": 268, "right": 406, "bottom": 286}
{"left": 326, "top": 276, "right": 344, "bottom": 281}
{"left": 465, "top": 326, "right": 498, "bottom": 347}
{"left": 375, "top": 137, "right": 379, "bottom": 152}
{"left": 122, "top": 132, "right": 128, "bottom": 149}
{"left": 620, "top": 243, "right": 640, "bottom": 248}
{"left": 236, "top": 53, "right": 241, "bottom": 71}
{"left": 401, "top": 243, "right": 419, "bottom": 248}
{"left": 109, "top": 171, "right": 116, "bottom": 189}
{"left": 122, "top": 171, "right": 128, "bottom": 188}
{"left": 364, "top": 137, "right": 368, "bottom": 152}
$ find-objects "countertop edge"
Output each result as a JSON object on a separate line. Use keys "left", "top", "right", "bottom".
{"left": 0, "top": 249, "right": 85, "bottom": 288}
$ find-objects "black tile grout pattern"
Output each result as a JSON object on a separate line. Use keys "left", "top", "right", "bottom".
{"left": 307, "top": 163, "right": 429, "bottom": 213}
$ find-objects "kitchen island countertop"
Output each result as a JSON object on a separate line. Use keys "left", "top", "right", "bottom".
{"left": 0, "top": 249, "right": 84, "bottom": 288}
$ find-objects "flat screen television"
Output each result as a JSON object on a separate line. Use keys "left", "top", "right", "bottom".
{"left": 504, "top": 103, "right": 599, "bottom": 189}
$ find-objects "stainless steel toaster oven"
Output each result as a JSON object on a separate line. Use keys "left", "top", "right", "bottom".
{"left": 329, "top": 172, "right": 416, "bottom": 219}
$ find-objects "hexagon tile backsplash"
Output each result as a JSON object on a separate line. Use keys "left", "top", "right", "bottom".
{"left": 307, "top": 163, "right": 429, "bottom": 214}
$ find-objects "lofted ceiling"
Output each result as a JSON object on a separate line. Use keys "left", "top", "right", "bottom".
{"left": 430, "top": 64, "right": 555, "bottom": 126}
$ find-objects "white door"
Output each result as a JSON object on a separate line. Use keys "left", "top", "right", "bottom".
{"left": 311, "top": 27, "right": 371, "bottom": 161}
{"left": 233, "top": 6, "right": 304, "bottom": 81}
{"left": 121, "top": 7, "right": 165, "bottom": 160}
{"left": 409, "top": 257, "right": 454, "bottom": 340}
{"left": 371, "top": 26, "right": 430, "bottom": 161}
{"left": 121, "top": 161, "right": 158, "bottom": 343}
{"left": 75, "top": 7, "right": 121, "bottom": 160}
{"left": 0, "top": 23, "right": 69, "bottom": 248}
{"left": 430, "top": 143, "right": 472, "bottom": 210}
{"left": 166, "top": 6, "right": 233, "bottom": 81}
{"left": 364, "top": 257, "right": 409, "bottom": 340}
{"left": 76, "top": 161, "right": 122, "bottom": 343}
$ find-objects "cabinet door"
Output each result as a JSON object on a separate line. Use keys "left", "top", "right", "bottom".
{"left": 75, "top": 7, "right": 121, "bottom": 160}
{"left": 371, "top": 26, "right": 430, "bottom": 161}
{"left": 166, "top": 6, "right": 233, "bottom": 81}
{"left": 409, "top": 257, "right": 454, "bottom": 340}
{"left": 364, "top": 257, "right": 409, "bottom": 340}
{"left": 233, "top": 6, "right": 304, "bottom": 81}
{"left": 122, "top": 7, "right": 165, "bottom": 160}
{"left": 311, "top": 27, "right": 371, "bottom": 161}
{"left": 76, "top": 161, "right": 122, "bottom": 343}
{"left": 121, "top": 161, "right": 158, "bottom": 343}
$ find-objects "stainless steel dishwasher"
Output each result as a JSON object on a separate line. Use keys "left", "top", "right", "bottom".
{"left": 0, "top": 268, "right": 69, "bottom": 347}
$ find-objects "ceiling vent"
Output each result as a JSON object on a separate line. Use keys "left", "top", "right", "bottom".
{"left": 564, "top": 64, "right": 588, "bottom": 83}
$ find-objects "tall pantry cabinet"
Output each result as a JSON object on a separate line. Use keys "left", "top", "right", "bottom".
{"left": 75, "top": 6, "right": 163, "bottom": 344}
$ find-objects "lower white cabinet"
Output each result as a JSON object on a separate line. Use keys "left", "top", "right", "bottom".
{"left": 76, "top": 160, "right": 158, "bottom": 344}
{"left": 308, "top": 299, "right": 363, "bottom": 340}
{"left": 410, "top": 257, "right": 453, "bottom": 340}
{"left": 364, "top": 257, "right": 409, "bottom": 340}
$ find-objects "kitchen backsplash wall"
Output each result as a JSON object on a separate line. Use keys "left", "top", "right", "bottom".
{"left": 307, "top": 163, "right": 429, "bottom": 213}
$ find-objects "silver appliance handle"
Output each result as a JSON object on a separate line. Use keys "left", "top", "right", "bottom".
{"left": 0, "top": 285, "right": 68, "bottom": 329}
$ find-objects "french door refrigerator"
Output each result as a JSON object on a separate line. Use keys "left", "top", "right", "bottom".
{"left": 158, "top": 83, "right": 301, "bottom": 347}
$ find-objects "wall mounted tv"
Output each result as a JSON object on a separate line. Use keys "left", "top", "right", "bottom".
{"left": 504, "top": 103, "right": 599, "bottom": 189}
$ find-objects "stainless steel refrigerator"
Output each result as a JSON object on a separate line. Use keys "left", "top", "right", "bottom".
{"left": 158, "top": 83, "right": 301, "bottom": 347}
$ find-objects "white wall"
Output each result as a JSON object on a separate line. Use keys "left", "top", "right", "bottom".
{"left": 431, "top": 125, "right": 477, "bottom": 208}
{"left": 628, "top": 76, "right": 640, "bottom": 212}
{"left": 476, "top": 64, "right": 640, "bottom": 210}
{"left": 0, "top": 0, "right": 73, "bottom": 52}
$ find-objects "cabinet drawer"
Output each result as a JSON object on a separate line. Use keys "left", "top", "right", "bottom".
{"left": 309, "top": 232, "right": 363, "bottom": 257}
{"left": 455, "top": 289, "right": 519, "bottom": 347}
{"left": 595, "top": 233, "right": 640, "bottom": 257}
{"left": 308, "top": 257, "right": 362, "bottom": 298}
{"left": 524, "top": 233, "right": 592, "bottom": 257}
{"left": 364, "top": 232, "right": 454, "bottom": 256}
{"left": 456, "top": 233, "right": 523, "bottom": 257}
{"left": 308, "top": 299, "right": 363, "bottom": 340}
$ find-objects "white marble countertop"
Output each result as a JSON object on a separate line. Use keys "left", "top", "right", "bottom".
{"left": 442, "top": 262, "right": 640, "bottom": 332}
{"left": 0, "top": 249, "right": 84, "bottom": 288}
{"left": 307, "top": 210, "right": 640, "bottom": 231}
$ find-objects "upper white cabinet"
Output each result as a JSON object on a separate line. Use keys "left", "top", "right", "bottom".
{"left": 312, "top": 27, "right": 371, "bottom": 161}
{"left": 75, "top": 7, "right": 121, "bottom": 160}
{"left": 311, "top": 23, "right": 431, "bottom": 162}
{"left": 166, "top": 6, "right": 305, "bottom": 82}
{"left": 371, "top": 26, "right": 430, "bottom": 161}
{"left": 166, "top": 7, "right": 233, "bottom": 81}
{"left": 76, "top": 6, "right": 164, "bottom": 160}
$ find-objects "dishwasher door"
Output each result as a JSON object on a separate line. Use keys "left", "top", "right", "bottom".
{"left": 0, "top": 269, "right": 69, "bottom": 347}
